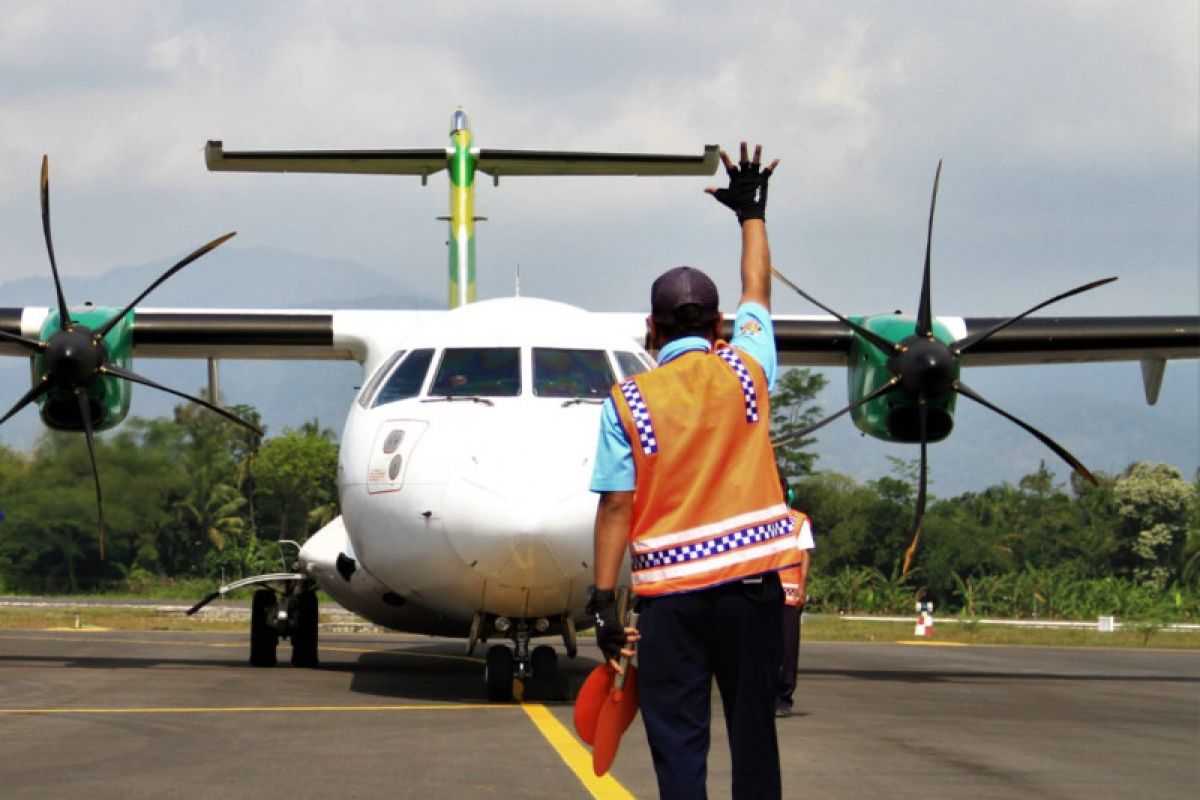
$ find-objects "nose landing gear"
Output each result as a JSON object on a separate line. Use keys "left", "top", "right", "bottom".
{"left": 482, "top": 618, "right": 569, "bottom": 702}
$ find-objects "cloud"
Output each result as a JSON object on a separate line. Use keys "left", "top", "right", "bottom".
{"left": 0, "top": 1, "right": 1194, "bottom": 320}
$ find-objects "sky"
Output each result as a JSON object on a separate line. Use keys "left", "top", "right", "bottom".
{"left": 0, "top": 1, "right": 1197, "bottom": 491}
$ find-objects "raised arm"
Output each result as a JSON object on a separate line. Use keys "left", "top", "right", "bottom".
{"left": 706, "top": 141, "right": 779, "bottom": 312}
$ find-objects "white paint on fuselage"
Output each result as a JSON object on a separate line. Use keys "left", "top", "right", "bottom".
{"left": 301, "top": 297, "right": 649, "bottom": 639}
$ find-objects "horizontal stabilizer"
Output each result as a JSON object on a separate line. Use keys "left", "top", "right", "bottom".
{"left": 206, "top": 142, "right": 720, "bottom": 180}
{"left": 476, "top": 146, "right": 720, "bottom": 178}
{"left": 205, "top": 141, "right": 450, "bottom": 177}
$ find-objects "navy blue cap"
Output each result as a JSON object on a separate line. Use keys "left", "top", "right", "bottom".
{"left": 650, "top": 266, "right": 720, "bottom": 326}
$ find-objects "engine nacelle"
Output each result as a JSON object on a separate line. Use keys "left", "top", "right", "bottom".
{"left": 35, "top": 306, "right": 133, "bottom": 432}
{"left": 847, "top": 314, "right": 960, "bottom": 444}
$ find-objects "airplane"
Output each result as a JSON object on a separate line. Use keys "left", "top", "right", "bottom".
{"left": 1, "top": 108, "right": 1197, "bottom": 701}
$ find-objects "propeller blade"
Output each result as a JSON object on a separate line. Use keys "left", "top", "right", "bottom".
{"left": 95, "top": 232, "right": 237, "bottom": 340}
{"left": 100, "top": 363, "right": 263, "bottom": 435}
{"left": 773, "top": 377, "right": 900, "bottom": 447}
{"left": 0, "top": 329, "right": 44, "bottom": 353}
{"left": 952, "top": 276, "right": 1118, "bottom": 355}
{"left": 954, "top": 380, "right": 1097, "bottom": 485}
{"left": 0, "top": 378, "right": 51, "bottom": 427}
{"left": 40, "top": 156, "right": 72, "bottom": 329}
{"left": 901, "top": 400, "right": 929, "bottom": 576}
{"left": 770, "top": 267, "right": 900, "bottom": 355}
{"left": 75, "top": 388, "right": 105, "bottom": 560}
{"left": 915, "top": 161, "right": 942, "bottom": 339}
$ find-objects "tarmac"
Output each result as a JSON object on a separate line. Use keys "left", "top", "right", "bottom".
{"left": 0, "top": 626, "right": 1196, "bottom": 799}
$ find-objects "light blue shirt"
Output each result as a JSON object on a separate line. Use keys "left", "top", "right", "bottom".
{"left": 590, "top": 302, "right": 777, "bottom": 493}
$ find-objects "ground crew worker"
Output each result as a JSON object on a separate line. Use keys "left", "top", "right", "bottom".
{"left": 776, "top": 511, "right": 814, "bottom": 718}
{"left": 589, "top": 142, "right": 802, "bottom": 799}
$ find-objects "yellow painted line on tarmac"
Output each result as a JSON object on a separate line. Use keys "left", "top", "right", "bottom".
{"left": 521, "top": 703, "right": 636, "bottom": 800}
{"left": 44, "top": 626, "right": 110, "bottom": 632}
{"left": 898, "top": 639, "right": 969, "bottom": 647}
{"left": 0, "top": 703, "right": 511, "bottom": 715}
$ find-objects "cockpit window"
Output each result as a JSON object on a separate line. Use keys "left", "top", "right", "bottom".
{"left": 431, "top": 348, "right": 521, "bottom": 397}
{"left": 358, "top": 350, "right": 406, "bottom": 408}
{"left": 615, "top": 351, "right": 650, "bottom": 379}
{"left": 373, "top": 348, "right": 434, "bottom": 407}
{"left": 533, "top": 348, "right": 615, "bottom": 399}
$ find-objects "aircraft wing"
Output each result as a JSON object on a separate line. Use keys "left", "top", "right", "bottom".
{"left": 763, "top": 314, "right": 1200, "bottom": 368}
{"left": 596, "top": 311, "right": 1199, "bottom": 405}
{"left": 591, "top": 312, "right": 1200, "bottom": 367}
{"left": 6, "top": 307, "right": 1195, "bottom": 402}
{"left": 8, "top": 307, "right": 1195, "bottom": 365}
{"left": 0, "top": 307, "right": 441, "bottom": 364}
{"left": 770, "top": 313, "right": 1199, "bottom": 406}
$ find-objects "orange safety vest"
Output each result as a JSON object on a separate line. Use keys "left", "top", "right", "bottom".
{"left": 612, "top": 342, "right": 802, "bottom": 597}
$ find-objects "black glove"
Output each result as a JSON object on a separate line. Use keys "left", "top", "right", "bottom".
{"left": 586, "top": 589, "right": 626, "bottom": 662}
{"left": 710, "top": 150, "right": 774, "bottom": 224}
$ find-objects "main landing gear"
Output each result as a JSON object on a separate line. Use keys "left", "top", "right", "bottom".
{"left": 186, "top": 566, "right": 319, "bottom": 668}
{"left": 250, "top": 584, "right": 320, "bottom": 668}
{"left": 477, "top": 615, "right": 573, "bottom": 702}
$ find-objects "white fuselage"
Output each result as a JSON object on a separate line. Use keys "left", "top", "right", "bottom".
{"left": 298, "top": 297, "right": 649, "bottom": 639}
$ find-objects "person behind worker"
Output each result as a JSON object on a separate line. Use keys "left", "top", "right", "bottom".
{"left": 589, "top": 142, "right": 803, "bottom": 799}
{"left": 776, "top": 486, "right": 815, "bottom": 717}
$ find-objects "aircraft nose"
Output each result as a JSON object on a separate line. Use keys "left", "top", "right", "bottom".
{"left": 440, "top": 436, "right": 594, "bottom": 590}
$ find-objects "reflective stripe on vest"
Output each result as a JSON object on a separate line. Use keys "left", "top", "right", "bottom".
{"left": 631, "top": 507, "right": 797, "bottom": 593}
{"left": 714, "top": 347, "right": 760, "bottom": 423}
{"left": 618, "top": 378, "right": 658, "bottom": 455}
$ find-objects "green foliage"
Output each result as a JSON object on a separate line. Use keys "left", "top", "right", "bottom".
{"left": 797, "top": 460, "right": 1199, "bottom": 623}
{"left": 769, "top": 368, "right": 829, "bottom": 481}
{"left": 251, "top": 422, "right": 339, "bottom": 541}
{"left": 0, "top": 402, "right": 337, "bottom": 592}
{"left": 1112, "top": 462, "right": 1194, "bottom": 590}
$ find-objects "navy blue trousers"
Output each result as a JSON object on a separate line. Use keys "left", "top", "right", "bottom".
{"left": 637, "top": 573, "right": 784, "bottom": 800}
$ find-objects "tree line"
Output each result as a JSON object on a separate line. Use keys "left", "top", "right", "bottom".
{"left": 771, "top": 369, "right": 1200, "bottom": 622}
{"left": 0, "top": 401, "right": 337, "bottom": 593}
{"left": 1, "top": 370, "right": 1196, "bottom": 623}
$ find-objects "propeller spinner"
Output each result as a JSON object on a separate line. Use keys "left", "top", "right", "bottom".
{"left": 0, "top": 156, "right": 261, "bottom": 558}
{"left": 774, "top": 162, "right": 1115, "bottom": 574}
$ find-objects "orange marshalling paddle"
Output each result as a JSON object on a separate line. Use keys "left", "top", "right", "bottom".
{"left": 572, "top": 611, "right": 640, "bottom": 776}
{"left": 591, "top": 639, "right": 639, "bottom": 776}
{"left": 573, "top": 661, "right": 615, "bottom": 746}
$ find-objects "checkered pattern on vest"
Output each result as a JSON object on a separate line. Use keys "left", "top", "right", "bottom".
{"left": 619, "top": 378, "right": 658, "bottom": 455}
{"left": 716, "top": 347, "right": 760, "bottom": 423}
{"left": 630, "top": 514, "right": 796, "bottom": 572}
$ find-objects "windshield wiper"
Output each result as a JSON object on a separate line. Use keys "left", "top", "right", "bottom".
{"left": 422, "top": 395, "right": 495, "bottom": 406}
{"left": 561, "top": 398, "right": 606, "bottom": 407}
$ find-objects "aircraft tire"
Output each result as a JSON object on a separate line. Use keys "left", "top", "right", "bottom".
{"left": 290, "top": 590, "right": 319, "bottom": 668}
{"left": 531, "top": 645, "right": 557, "bottom": 681}
{"left": 250, "top": 589, "right": 278, "bottom": 667}
{"left": 530, "top": 644, "right": 566, "bottom": 700}
{"left": 485, "top": 645, "right": 515, "bottom": 702}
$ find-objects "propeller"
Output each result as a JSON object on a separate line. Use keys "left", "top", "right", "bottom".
{"left": 0, "top": 155, "right": 261, "bottom": 559}
{"left": 775, "top": 162, "right": 1113, "bottom": 574}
